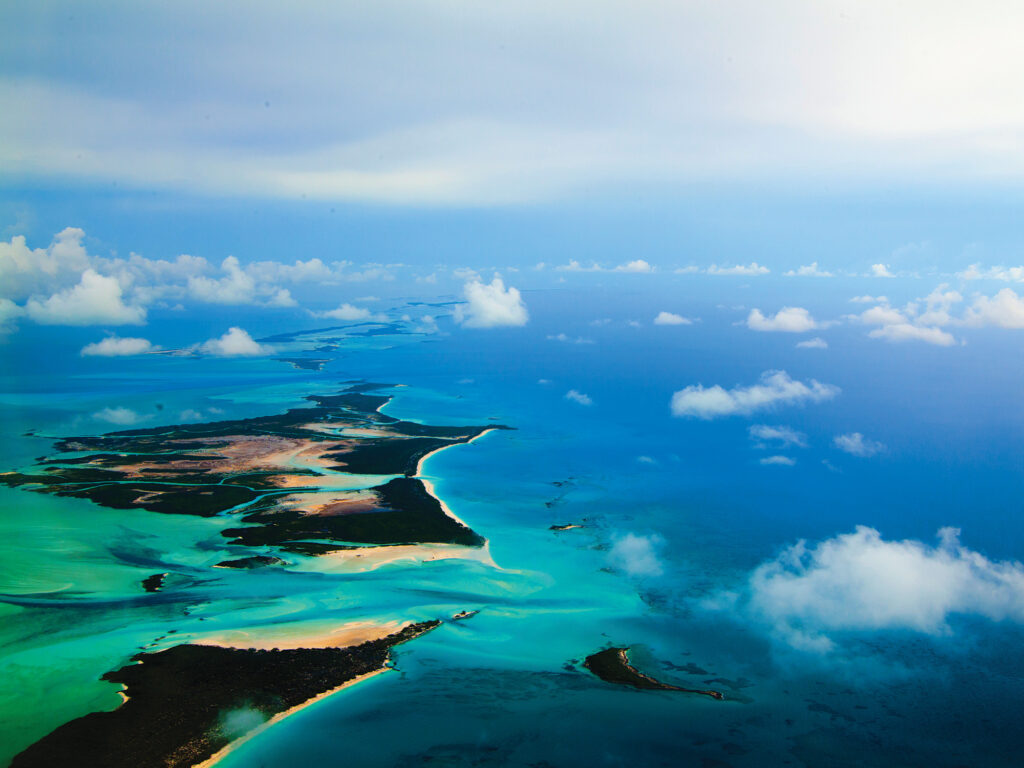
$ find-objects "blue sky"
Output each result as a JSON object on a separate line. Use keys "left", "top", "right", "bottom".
{"left": 3, "top": 2, "right": 1024, "bottom": 343}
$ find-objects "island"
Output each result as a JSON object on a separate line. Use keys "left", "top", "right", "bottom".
{"left": 11, "top": 621, "right": 440, "bottom": 768}
{"left": 584, "top": 647, "right": 724, "bottom": 700}
{"left": 1, "top": 383, "right": 508, "bottom": 556}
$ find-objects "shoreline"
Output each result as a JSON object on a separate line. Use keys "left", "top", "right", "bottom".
{"left": 415, "top": 428, "right": 498, "bottom": 530}
{"left": 192, "top": 667, "right": 390, "bottom": 768}
{"left": 298, "top": 540, "right": 497, "bottom": 573}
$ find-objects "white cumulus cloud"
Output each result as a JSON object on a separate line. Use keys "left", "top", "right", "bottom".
{"left": 187, "top": 256, "right": 258, "bottom": 305}
{"left": 870, "top": 263, "right": 895, "bottom": 278}
{"left": 81, "top": 336, "right": 158, "bottom": 356}
{"left": 614, "top": 259, "right": 653, "bottom": 273}
{"left": 453, "top": 277, "right": 528, "bottom": 328}
{"left": 653, "top": 311, "right": 692, "bottom": 325}
{"left": 25, "top": 269, "right": 146, "bottom": 326}
{"left": 314, "top": 303, "right": 373, "bottom": 321}
{"left": 747, "top": 306, "right": 819, "bottom": 332}
{"left": 964, "top": 288, "right": 1024, "bottom": 329}
{"left": 671, "top": 370, "right": 839, "bottom": 419}
{"left": 200, "top": 327, "right": 273, "bottom": 356}
{"left": 744, "top": 526, "right": 1024, "bottom": 651}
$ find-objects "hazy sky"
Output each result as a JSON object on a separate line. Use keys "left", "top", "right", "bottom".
{"left": 4, "top": 1, "right": 1024, "bottom": 205}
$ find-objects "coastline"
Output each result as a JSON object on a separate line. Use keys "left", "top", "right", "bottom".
{"left": 415, "top": 427, "right": 498, "bottom": 530}
{"left": 191, "top": 667, "right": 390, "bottom": 768}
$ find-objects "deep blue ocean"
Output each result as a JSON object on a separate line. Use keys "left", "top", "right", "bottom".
{"left": 2, "top": 280, "right": 1023, "bottom": 767}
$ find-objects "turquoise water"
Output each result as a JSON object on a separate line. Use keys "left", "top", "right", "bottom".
{"left": 2, "top": 288, "right": 1024, "bottom": 766}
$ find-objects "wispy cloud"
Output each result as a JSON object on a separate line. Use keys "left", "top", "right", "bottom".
{"left": 749, "top": 424, "right": 808, "bottom": 449}
{"left": 833, "top": 432, "right": 886, "bottom": 457}
{"left": 565, "top": 389, "right": 593, "bottom": 406}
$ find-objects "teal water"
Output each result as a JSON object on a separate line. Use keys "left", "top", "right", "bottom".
{"left": 2, "top": 289, "right": 1024, "bottom": 766}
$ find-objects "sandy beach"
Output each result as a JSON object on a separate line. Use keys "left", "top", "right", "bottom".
{"left": 191, "top": 667, "right": 390, "bottom": 768}
{"left": 189, "top": 619, "right": 408, "bottom": 651}
{"left": 296, "top": 540, "right": 496, "bottom": 573}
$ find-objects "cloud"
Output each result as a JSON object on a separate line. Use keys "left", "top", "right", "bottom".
{"left": 850, "top": 295, "right": 888, "bottom": 304}
{"left": 796, "top": 337, "right": 828, "bottom": 349}
{"left": 81, "top": 335, "right": 158, "bottom": 356}
{"left": 565, "top": 389, "right": 593, "bottom": 406}
{"left": 784, "top": 262, "right": 833, "bottom": 277}
{"left": 555, "top": 260, "right": 603, "bottom": 272}
{"left": 0, "top": 227, "right": 91, "bottom": 300}
{"left": 749, "top": 424, "right": 808, "bottom": 448}
{"left": 314, "top": 302, "right": 373, "bottom": 321}
{"left": 187, "top": 256, "right": 257, "bottom": 304}
{"left": 452, "top": 267, "right": 482, "bottom": 282}
{"left": 93, "top": 406, "right": 147, "bottom": 425}
{"left": 747, "top": 306, "right": 819, "bottom": 332}
{"left": 607, "top": 533, "right": 664, "bottom": 577}
{"left": 653, "top": 311, "right": 692, "bottom": 326}
{"left": 957, "top": 263, "right": 1024, "bottom": 282}
{"left": 10, "top": 4, "right": 1024, "bottom": 205}
{"left": 265, "top": 288, "right": 297, "bottom": 307}
{"left": 870, "top": 263, "right": 895, "bottom": 278}
{"left": 744, "top": 526, "right": 1024, "bottom": 651}
{"left": 614, "top": 259, "right": 652, "bottom": 273}
{"left": 0, "top": 298, "right": 23, "bottom": 334}
{"left": 453, "top": 277, "right": 528, "bottom": 328}
{"left": 200, "top": 327, "right": 273, "bottom": 356}
{"left": 670, "top": 370, "right": 839, "bottom": 419}
{"left": 964, "top": 288, "right": 1024, "bottom": 329}
{"left": 25, "top": 269, "right": 146, "bottom": 326}
{"left": 246, "top": 257, "right": 335, "bottom": 284}
{"left": 851, "top": 291, "right": 959, "bottom": 346}
{"left": 547, "top": 333, "right": 594, "bottom": 344}
{"left": 760, "top": 455, "right": 796, "bottom": 466}
{"left": 833, "top": 432, "right": 885, "bottom": 457}
{"left": 552, "top": 259, "right": 652, "bottom": 273}
{"left": 707, "top": 262, "right": 769, "bottom": 276}
{"left": 867, "top": 323, "right": 955, "bottom": 346}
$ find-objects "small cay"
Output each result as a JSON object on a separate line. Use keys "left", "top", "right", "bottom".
{"left": 584, "top": 647, "right": 724, "bottom": 700}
